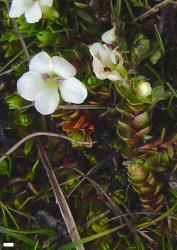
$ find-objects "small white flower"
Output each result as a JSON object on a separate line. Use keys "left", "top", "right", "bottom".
{"left": 137, "top": 81, "right": 152, "bottom": 98}
{"left": 17, "top": 51, "right": 87, "bottom": 115}
{"left": 101, "top": 27, "right": 116, "bottom": 44}
{"left": 9, "top": 0, "right": 53, "bottom": 23}
{"left": 89, "top": 42, "right": 124, "bottom": 81}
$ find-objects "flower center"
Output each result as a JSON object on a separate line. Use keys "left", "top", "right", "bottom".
{"left": 42, "top": 74, "right": 65, "bottom": 89}
{"left": 54, "top": 76, "right": 66, "bottom": 82}
{"left": 104, "top": 67, "right": 111, "bottom": 72}
{"left": 106, "top": 44, "right": 114, "bottom": 49}
{"left": 42, "top": 74, "right": 58, "bottom": 89}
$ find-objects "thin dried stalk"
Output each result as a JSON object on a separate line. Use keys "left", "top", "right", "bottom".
{"left": 132, "top": 0, "right": 173, "bottom": 22}
{"left": 37, "top": 140, "right": 85, "bottom": 250}
{"left": 4, "top": 0, "right": 30, "bottom": 62}
{"left": 0, "top": 131, "right": 94, "bottom": 164}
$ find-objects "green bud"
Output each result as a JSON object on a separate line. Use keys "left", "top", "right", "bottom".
{"left": 18, "top": 114, "right": 32, "bottom": 126}
{"left": 128, "top": 159, "right": 147, "bottom": 182}
{"left": 137, "top": 82, "right": 152, "bottom": 98}
{"left": 101, "top": 242, "right": 111, "bottom": 250}
{"left": 64, "top": 175, "right": 78, "bottom": 190}
{"left": 99, "top": 216, "right": 109, "bottom": 227}
{"left": 37, "top": 31, "right": 54, "bottom": 43}
{"left": 85, "top": 75, "right": 97, "bottom": 87}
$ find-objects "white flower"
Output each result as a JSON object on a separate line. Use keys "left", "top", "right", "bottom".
{"left": 89, "top": 42, "right": 124, "bottom": 81}
{"left": 9, "top": 0, "right": 53, "bottom": 23}
{"left": 17, "top": 51, "right": 87, "bottom": 115}
{"left": 101, "top": 27, "right": 116, "bottom": 44}
{"left": 137, "top": 82, "right": 152, "bottom": 98}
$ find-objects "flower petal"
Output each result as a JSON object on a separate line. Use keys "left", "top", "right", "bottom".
{"left": 92, "top": 58, "right": 107, "bottom": 80}
{"left": 102, "top": 28, "right": 116, "bottom": 44}
{"left": 110, "top": 50, "right": 123, "bottom": 65}
{"left": 60, "top": 77, "right": 87, "bottom": 104}
{"left": 34, "top": 88, "right": 59, "bottom": 115}
{"left": 52, "top": 56, "right": 76, "bottom": 79}
{"left": 17, "top": 71, "right": 46, "bottom": 101}
{"left": 90, "top": 43, "right": 112, "bottom": 66}
{"left": 39, "top": 0, "right": 53, "bottom": 7}
{"left": 29, "top": 51, "right": 52, "bottom": 74}
{"left": 107, "top": 71, "right": 122, "bottom": 81}
{"left": 25, "top": 1, "right": 42, "bottom": 23}
{"left": 9, "top": 0, "right": 33, "bottom": 18}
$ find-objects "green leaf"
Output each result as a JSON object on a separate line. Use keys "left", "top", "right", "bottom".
{"left": 137, "top": 201, "right": 177, "bottom": 229}
{"left": 129, "top": 0, "right": 145, "bottom": 8}
{"left": 74, "top": 2, "right": 88, "bottom": 8}
{"left": 154, "top": 24, "right": 165, "bottom": 55}
{"left": 43, "top": 7, "right": 59, "bottom": 20}
{"left": 0, "top": 226, "right": 55, "bottom": 236}
{"left": 131, "top": 33, "right": 150, "bottom": 65}
{"left": 58, "top": 226, "right": 122, "bottom": 250}
{"left": 0, "top": 159, "right": 11, "bottom": 177}
{"left": 24, "top": 139, "right": 33, "bottom": 155}
{"left": 166, "top": 82, "right": 177, "bottom": 98}
{"left": 151, "top": 85, "right": 165, "bottom": 99}
{"left": 5, "top": 94, "right": 25, "bottom": 110}
{"left": 75, "top": 9, "right": 94, "bottom": 23}
{"left": 0, "top": 227, "right": 36, "bottom": 247}
{"left": 149, "top": 44, "right": 163, "bottom": 64}
{"left": 168, "top": 187, "right": 177, "bottom": 199}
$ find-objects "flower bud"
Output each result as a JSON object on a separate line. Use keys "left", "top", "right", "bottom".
{"left": 64, "top": 175, "right": 78, "bottom": 190}
{"left": 18, "top": 114, "right": 32, "bottom": 126}
{"left": 85, "top": 75, "right": 97, "bottom": 87}
{"left": 37, "top": 31, "right": 53, "bottom": 44}
{"left": 137, "top": 81, "right": 152, "bottom": 98}
{"left": 102, "top": 27, "right": 116, "bottom": 44}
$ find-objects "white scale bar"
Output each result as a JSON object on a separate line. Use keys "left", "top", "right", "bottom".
{"left": 3, "top": 243, "right": 14, "bottom": 247}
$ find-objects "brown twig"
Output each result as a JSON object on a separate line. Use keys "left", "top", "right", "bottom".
{"left": 53, "top": 105, "right": 112, "bottom": 111}
{"left": 37, "top": 139, "right": 85, "bottom": 250}
{"left": 0, "top": 131, "right": 95, "bottom": 164}
{"left": 108, "top": 212, "right": 156, "bottom": 223}
{"left": 4, "top": 0, "right": 30, "bottom": 62}
{"left": 0, "top": 61, "right": 25, "bottom": 76}
{"left": 132, "top": 0, "right": 173, "bottom": 23}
